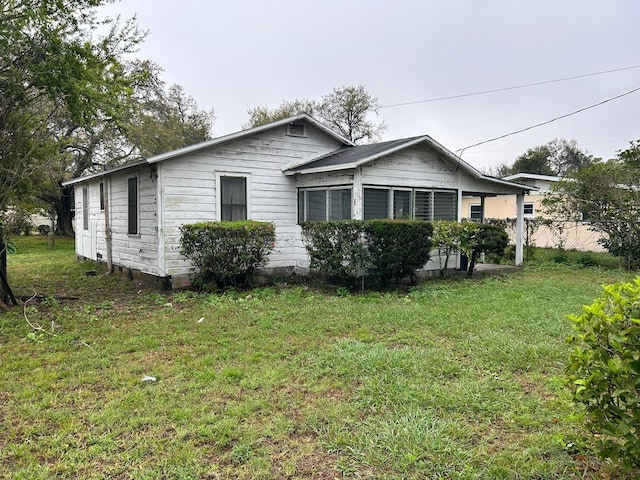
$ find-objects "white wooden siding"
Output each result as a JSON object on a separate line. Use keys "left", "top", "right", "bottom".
{"left": 361, "top": 144, "right": 459, "bottom": 189}
{"left": 98, "top": 166, "right": 160, "bottom": 276}
{"left": 160, "top": 125, "right": 343, "bottom": 277}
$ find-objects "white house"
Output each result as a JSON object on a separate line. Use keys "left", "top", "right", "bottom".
{"left": 63, "top": 114, "right": 531, "bottom": 288}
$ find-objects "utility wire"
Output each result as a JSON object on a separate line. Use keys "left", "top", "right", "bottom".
{"left": 456, "top": 86, "right": 640, "bottom": 156}
{"left": 380, "top": 64, "right": 640, "bottom": 108}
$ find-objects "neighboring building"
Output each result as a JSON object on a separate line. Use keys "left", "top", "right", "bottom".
{"left": 63, "top": 114, "right": 531, "bottom": 288}
{"left": 462, "top": 172, "right": 604, "bottom": 252}
{"left": 462, "top": 173, "right": 554, "bottom": 220}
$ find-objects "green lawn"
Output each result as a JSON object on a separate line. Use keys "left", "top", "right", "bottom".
{"left": 0, "top": 237, "right": 637, "bottom": 479}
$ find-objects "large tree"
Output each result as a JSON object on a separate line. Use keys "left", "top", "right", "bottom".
{"left": 31, "top": 68, "right": 215, "bottom": 236}
{"left": 0, "top": 0, "right": 146, "bottom": 212}
{"left": 126, "top": 82, "right": 215, "bottom": 158}
{"left": 543, "top": 141, "right": 640, "bottom": 269}
{"left": 1, "top": 2, "right": 216, "bottom": 235}
{"left": 498, "top": 139, "right": 595, "bottom": 177}
{"left": 245, "top": 85, "right": 385, "bottom": 144}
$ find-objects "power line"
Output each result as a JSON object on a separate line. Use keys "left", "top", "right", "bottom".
{"left": 380, "top": 64, "right": 640, "bottom": 109}
{"left": 456, "top": 86, "right": 640, "bottom": 156}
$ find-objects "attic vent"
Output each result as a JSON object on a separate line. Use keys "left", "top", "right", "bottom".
{"left": 287, "top": 123, "right": 306, "bottom": 137}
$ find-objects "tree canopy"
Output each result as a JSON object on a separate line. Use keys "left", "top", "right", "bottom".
{"left": 0, "top": 1, "right": 215, "bottom": 234}
{"left": 497, "top": 139, "right": 595, "bottom": 177}
{"left": 245, "top": 85, "right": 385, "bottom": 144}
{"left": 0, "top": 0, "right": 146, "bottom": 211}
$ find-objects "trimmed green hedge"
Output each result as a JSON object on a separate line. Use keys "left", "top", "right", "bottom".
{"left": 180, "top": 221, "right": 275, "bottom": 289}
{"left": 364, "top": 220, "right": 433, "bottom": 286}
{"left": 300, "top": 221, "right": 369, "bottom": 287}
{"left": 301, "top": 220, "right": 433, "bottom": 288}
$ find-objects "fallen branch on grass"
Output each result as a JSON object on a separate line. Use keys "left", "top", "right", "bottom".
{"left": 23, "top": 290, "right": 57, "bottom": 337}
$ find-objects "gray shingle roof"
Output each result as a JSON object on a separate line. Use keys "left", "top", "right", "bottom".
{"left": 285, "top": 136, "right": 425, "bottom": 172}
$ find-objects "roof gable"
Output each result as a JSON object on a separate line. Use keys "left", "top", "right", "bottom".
{"left": 285, "top": 135, "right": 532, "bottom": 194}
{"left": 63, "top": 114, "right": 353, "bottom": 186}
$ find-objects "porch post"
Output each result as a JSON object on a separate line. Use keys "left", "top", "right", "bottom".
{"left": 352, "top": 167, "right": 364, "bottom": 219}
{"left": 515, "top": 193, "right": 524, "bottom": 266}
{"left": 480, "top": 196, "right": 486, "bottom": 222}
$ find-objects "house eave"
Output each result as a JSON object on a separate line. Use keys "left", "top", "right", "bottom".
{"left": 61, "top": 159, "right": 148, "bottom": 186}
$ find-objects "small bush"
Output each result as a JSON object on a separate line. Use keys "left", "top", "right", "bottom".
{"left": 432, "top": 221, "right": 464, "bottom": 277}
{"left": 459, "top": 222, "right": 509, "bottom": 276}
{"left": 301, "top": 221, "right": 369, "bottom": 287}
{"left": 37, "top": 224, "right": 51, "bottom": 236}
{"left": 364, "top": 220, "right": 433, "bottom": 286}
{"left": 566, "top": 278, "right": 640, "bottom": 466}
{"left": 180, "top": 221, "right": 275, "bottom": 290}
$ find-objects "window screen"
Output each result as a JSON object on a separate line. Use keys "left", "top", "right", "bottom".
{"left": 220, "top": 176, "right": 247, "bottom": 221}
{"left": 299, "top": 188, "right": 352, "bottom": 222}
{"left": 433, "top": 191, "right": 457, "bottom": 220}
{"left": 307, "top": 190, "right": 327, "bottom": 221}
{"left": 127, "top": 177, "right": 138, "bottom": 234}
{"left": 414, "top": 191, "right": 432, "bottom": 221}
{"left": 329, "top": 189, "right": 352, "bottom": 221}
{"left": 364, "top": 188, "right": 389, "bottom": 220}
{"left": 393, "top": 190, "right": 411, "bottom": 219}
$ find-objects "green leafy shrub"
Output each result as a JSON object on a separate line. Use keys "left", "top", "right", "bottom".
{"left": 459, "top": 222, "right": 509, "bottom": 276}
{"left": 301, "top": 220, "right": 433, "bottom": 288}
{"left": 180, "top": 221, "right": 275, "bottom": 290}
{"left": 301, "top": 221, "right": 369, "bottom": 287}
{"left": 37, "top": 224, "right": 51, "bottom": 236}
{"left": 363, "top": 220, "right": 433, "bottom": 287}
{"left": 432, "top": 220, "right": 464, "bottom": 278}
{"left": 566, "top": 278, "right": 640, "bottom": 466}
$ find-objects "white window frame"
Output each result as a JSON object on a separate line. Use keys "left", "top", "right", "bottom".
{"left": 99, "top": 182, "right": 105, "bottom": 212}
{"left": 216, "top": 172, "right": 251, "bottom": 221}
{"left": 127, "top": 175, "right": 139, "bottom": 236}
{"left": 362, "top": 186, "right": 458, "bottom": 221}
{"left": 363, "top": 186, "right": 391, "bottom": 220}
{"left": 469, "top": 204, "right": 482, "bottom": 219}
{"left": 392, "top": 188, "right": 412, "bottom": 219}
{"left": 298, "top": 186, "right": 352, "bottom": 222}
{"left": 82, "top": 186, "right": 89, "bottom": 231}
{"left": 523, "top": 202, "right": 535, "bottom": 218}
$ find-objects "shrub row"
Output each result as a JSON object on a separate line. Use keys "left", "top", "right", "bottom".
{"left": 301, "top": 220, "right": 433, "bottom": 288}
{"left": 180, "top": 221, "right": 275, "bottom": 289}
{"left": 179, "top": 219, "right": 508, "bottom": 290}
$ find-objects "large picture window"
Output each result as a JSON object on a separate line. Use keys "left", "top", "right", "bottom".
{"left": 127, "top": 177, "right": 138, "bottom": 235}
{"left": 298, "top": 187, "right": 352, "bottom": 222}
{"left": 220, "top": 176, "right": 247, "bottom": 221}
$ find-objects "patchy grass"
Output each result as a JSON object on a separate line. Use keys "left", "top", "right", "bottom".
{"left": 0, "top": 236, "right": 638, "bottom": 479}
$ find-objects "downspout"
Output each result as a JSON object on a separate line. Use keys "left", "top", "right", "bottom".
{"left": 104, "top": 175, "right": 113, "bottom": 273}
{"left": 515, "top": 193, "right": 524, "bottom": 266}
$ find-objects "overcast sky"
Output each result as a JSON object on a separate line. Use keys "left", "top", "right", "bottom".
{"left": 99, "top": 0, "right": 640, "bottom": 172}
